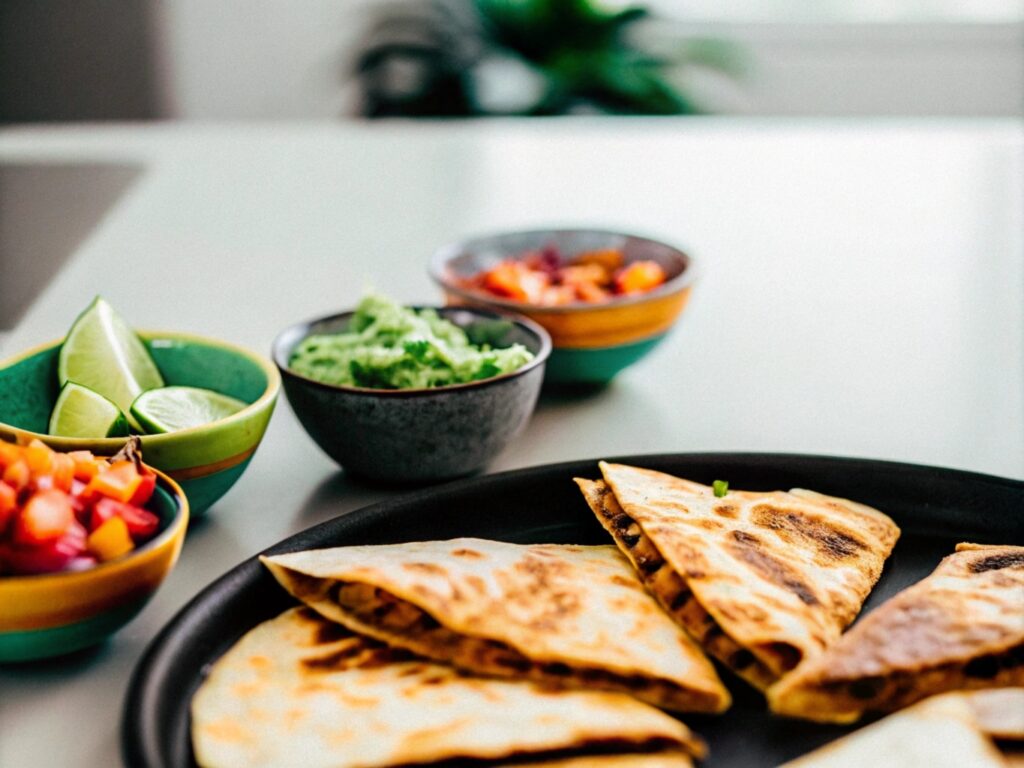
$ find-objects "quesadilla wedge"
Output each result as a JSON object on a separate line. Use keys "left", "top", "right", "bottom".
{"left": 578, "top": 463, "right": 899, "bottom": 690}
{"left": 769, "top": 543, "right": 1024, "bottom": 723}
{"left": 779, "top": 689, "right": 1008, "bottom": 768}
{"left": 191, "top": 607, "right": 705, "bottom": 768}
{"left": 261, "top": 539, "right": 730, "bottom": 714}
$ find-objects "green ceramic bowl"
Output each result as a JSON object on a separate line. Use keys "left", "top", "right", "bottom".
{"left": 0, "top": 468, "right": 188, "bottom": 662}
{"left": 0, "top": 332, "right": 280, "bottom": 515}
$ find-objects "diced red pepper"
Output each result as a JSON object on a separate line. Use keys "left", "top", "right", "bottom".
{"left": 13, "top": 490, "right": 74, "bottom": 545}
{"left": 1, "top": 520, "right": 85, "bottom": 574}
{"left": 117, "top": 503, "right": 160, "bottom": 539}
{"left": 92, "top": 497, "right": 159, "bottom": 539}
{"left": 0, "top": 481, "right": 16, "bottom": 536}
{"left": 129, "top": 471, "right": 157, "bottom": 507}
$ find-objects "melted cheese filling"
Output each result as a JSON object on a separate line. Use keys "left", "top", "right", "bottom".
{"left": 288, "top": 574, "right": 723, "bottom": 713}
{"left": 804, "top": 644, "right": 1024, "bottom": 719}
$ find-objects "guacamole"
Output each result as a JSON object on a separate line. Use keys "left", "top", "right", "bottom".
{"left": 289, "top": 295, "right": 535, "bottom": 389}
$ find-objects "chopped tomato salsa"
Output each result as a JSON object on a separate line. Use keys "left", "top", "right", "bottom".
{"left": 0, "top": 439, "right": 161, "bottom": 575}
{"left": 459, "top": 246, "right": 667, "bottom": 306}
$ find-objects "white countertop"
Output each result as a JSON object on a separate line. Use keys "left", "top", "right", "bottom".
{"left": 1, "top": 118, "right": 1022, "bottom": 767}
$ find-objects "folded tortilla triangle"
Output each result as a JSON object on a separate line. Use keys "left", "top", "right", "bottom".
{"left": 578, "top": 462, "right": 900, "bottom": 691}
{"left": 262, "top": 538, "right": 730, "bottom": 714}
{"left": 779, "top": 689, "right": 1008, "bottom": 768}
{"left": 191, "top": 607, "right": 704, "bottom": 768}
{"left": 769, "top": 543, "right": 1024, "bottom": 723}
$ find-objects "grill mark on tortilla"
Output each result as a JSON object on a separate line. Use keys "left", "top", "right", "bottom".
{"left": 969, "top": 553, "right": 1024, "bottom": 573}
{"left": 403, "top": 562, "right": 447, "bottom": 575}
{"left": 578, "top": 477, "right": 777, "bottom": 690}
{"left": 750, "top": 504, "right": 867, "bottom": 561}
{"left": 728, "top": 530, "right": 820, "bottom": 608}
{"left": 315, "top": 620, "right": 355, "bottom": 645}
{"left": 451, "top": 548, "right": 485, "bottom": 559}
{"left": 714, "top": 504, "right": 738, "bottom": 518}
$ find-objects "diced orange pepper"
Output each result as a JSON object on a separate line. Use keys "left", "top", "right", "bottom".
{"left": 24, "top": 440, "right": 54, "bottom": 477}
{"left": 85, "top": 461, "right": 142, "bottom": 503}
{"left": 560, "top": 264, "right": 609, "bottom": 287}
{"left": 540, "top": 285, "right": 577, "bottom": 306}
{"left": 576, "top": 281, "right": 611, "bottom": 303}
{"left": 3, "top": 459, "right": 30, "bottom": 492}
{"left": 49, "top": 454, "right": 75, "bottom": 493}
{"left": 482, "top": 261, "right": 549, "bottom": 304}
{"left": 86, "top": 516, "right": 134, "bottom": 561}
{"left": 0, "top": 441, "right": 20, "bottom": 470}
{"left": 68, "top": 451, "right": 104, "bottom": 482}
{"left": 614, "top": 261, "right": 666, "bottom": 295}
{"left": 574, "top": 248, "right": 625, "bottom": 272}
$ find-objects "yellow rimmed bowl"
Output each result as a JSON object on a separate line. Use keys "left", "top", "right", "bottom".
{"left": 430, "top": 228, "right": 697, "bottom": 385}
{"left": 0, "top": 467, "right": 188, "bottom": 662}
{"left": 0, "top": 332, "right": 280, "bottom": 516}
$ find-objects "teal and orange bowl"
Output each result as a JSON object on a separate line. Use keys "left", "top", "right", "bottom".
{"left": 0, "top": 332, "right": 280, "bottom": 515}
{"left": 430, "top": 229, "right": 697, "bottom": 385}
{"left": 0, "top": 467, "right": 188, "bottom": 662}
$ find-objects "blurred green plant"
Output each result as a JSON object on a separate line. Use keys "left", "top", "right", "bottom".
{"left": 355, "top": 0, "right": 742, "bottom": 117}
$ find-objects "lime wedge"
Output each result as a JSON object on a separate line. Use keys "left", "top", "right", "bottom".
{"left": 130, "top": 386, "right": 246, "bottom": 434}
{"left": 49, "top": 382, "right": 130, "bottom": 438}
{"left": 58, "top": 297, "right": 164, "bottom": 430}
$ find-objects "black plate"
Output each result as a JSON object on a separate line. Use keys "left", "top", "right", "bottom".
{"left": 122, "top": 453, "right": 1024, "bottom": 768}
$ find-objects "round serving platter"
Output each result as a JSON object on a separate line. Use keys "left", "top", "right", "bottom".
{"left": 122, "top": 452, "right": 1024, "bottom": 768}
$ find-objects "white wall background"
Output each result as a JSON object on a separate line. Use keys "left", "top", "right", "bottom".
{"left": 152, "top": 0, "right": 1024, "bottom": 119}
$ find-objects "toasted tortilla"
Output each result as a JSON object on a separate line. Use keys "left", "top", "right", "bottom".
{"left": 580, "top": 463, "right": 899, "bottom": 690}
{"left": 957, "top": 688, "right": 1024, "bottom": 741}
{"left": 191, "top": 607, "right": 704, "bottom": 768}
{"left": 501, "top": 756, "right": 695, "bottom": 767}
{"left": 769, "top": 544, "right": 1024, "bottom": 723}
{"left": 261, "top": 539, "right": 729, "bottom": 714}
{"left": 779, "top": 690, "right": 1007, "bottom": 767}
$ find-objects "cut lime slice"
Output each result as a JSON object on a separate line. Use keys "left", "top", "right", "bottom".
{"left": 49, "top": 382, "right": 130, "bottom": 438}
{"left": 58, "top": 297, "right": 164, "bottom": 430}
{"left": 130, "top": 386, "right": 246, "bottom": 434}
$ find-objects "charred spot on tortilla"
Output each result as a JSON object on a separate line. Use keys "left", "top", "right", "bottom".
{"left": 728, "top": 529, "right": 820, "bottom": 608}
{"left": 969, "top": 552, "right": 1024, "bottom": 573}
{"left": 751, "top": 505, "right": 868, "bottom": 561}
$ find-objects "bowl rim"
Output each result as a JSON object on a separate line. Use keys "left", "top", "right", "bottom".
{"left": 0, "top": 329, "right": 281, "bottom": 449}
{"left": 428, "top": 227, "right": 698, "bottom": 314}
{"left": 272, "top": 304, "right": 552, "bottom": 398}
{"left": 0, "top": 465, "right": 189, "bottom": 586}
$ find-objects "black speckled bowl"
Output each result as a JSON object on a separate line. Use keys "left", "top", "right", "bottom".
{"left": 272, "top": 306, "right": 551, "bottom": 484}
